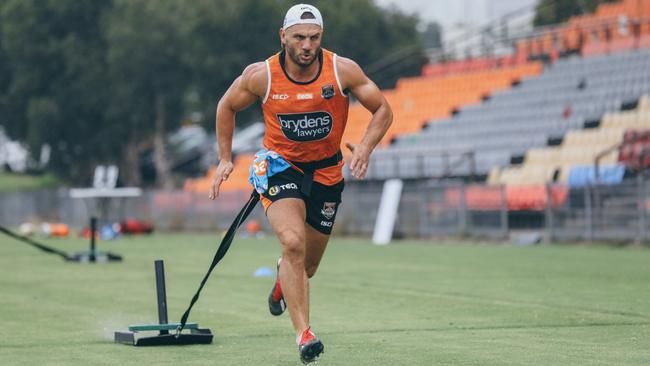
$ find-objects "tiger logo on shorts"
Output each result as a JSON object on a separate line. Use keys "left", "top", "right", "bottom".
{"left": 321, "top": 202, "right": 336, "bottom": 220}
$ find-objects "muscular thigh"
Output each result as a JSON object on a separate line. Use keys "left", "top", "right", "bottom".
{"left": 266, "top": 198, "right": 306, "bottom": 242}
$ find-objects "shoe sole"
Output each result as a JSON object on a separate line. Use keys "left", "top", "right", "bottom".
{"left": 300, "top": 340, "right": 324, "bottom": 364}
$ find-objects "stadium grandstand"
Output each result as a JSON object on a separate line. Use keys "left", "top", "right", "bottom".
{"left": 185, "top": 0, "right": 650, "bottom": 242}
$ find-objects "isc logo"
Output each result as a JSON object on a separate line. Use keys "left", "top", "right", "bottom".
{"left": 320, "top": 221, "right": 333, "bottom": 227}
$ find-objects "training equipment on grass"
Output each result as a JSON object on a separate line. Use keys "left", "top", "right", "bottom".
{"left": 1, "top": 218, "right": 121, "bottom": 262}
{"left": 114, "top": 260, "right": 213, "bottom": 346}
{"left": 69, "top": 182, "right": 142, "bottom": 259}
{"left": 1, "top": 216, "right": 121, "bottom": 262}
{"left": 0, "top": 224, "right": 71, "bottom": 260}
{"left": 67, "top": 217, "right": 122, "bottom": 263}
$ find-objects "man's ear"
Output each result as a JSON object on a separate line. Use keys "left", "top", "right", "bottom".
{"left": 279, "top": 27, "right": 286, "bottom": 48}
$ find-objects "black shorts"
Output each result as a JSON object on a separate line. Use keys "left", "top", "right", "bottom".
{"left": 260, "top": 167, "right": 344, "bottom": 235}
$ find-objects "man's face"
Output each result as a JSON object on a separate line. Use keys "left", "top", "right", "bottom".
{"left": 280, "top": 24, "right": 323, "bottom": 68}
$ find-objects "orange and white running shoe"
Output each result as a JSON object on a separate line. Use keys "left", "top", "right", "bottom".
{"left": 298, "top": 327, "right": 324, "bottom": 364}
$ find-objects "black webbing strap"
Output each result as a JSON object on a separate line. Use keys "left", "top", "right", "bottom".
{"left": 0, "top": 225, "right": 70, "bottom": 260}
{"left": 292, "top": 150, "right": 343, "bottom": 196}
{"left": 177, "top": 190, "right": 260, "bottom": 335}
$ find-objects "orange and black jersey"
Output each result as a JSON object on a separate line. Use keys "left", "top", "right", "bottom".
{"left": 261, "top": 48, "right": 349, "bottom": 186}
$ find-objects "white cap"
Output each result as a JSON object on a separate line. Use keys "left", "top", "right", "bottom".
{"left": 283, "top": 4, "right": 323, "bottom": 30}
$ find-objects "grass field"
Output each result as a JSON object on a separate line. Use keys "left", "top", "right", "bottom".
{"left": 1, "top": 233, "right": 649, "bottom": 365}
{"left": 0, "top": 173, "right": 60, "bottom": 193}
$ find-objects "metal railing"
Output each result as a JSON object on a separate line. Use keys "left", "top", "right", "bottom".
{"left": 363, "top": 149, "right": 477, "bottom": 181}
{"left": 339, "top": 176, "right": 650, "bottom": 243}
{"left": 1, "top": 175, "right": 649, "bottom": 243}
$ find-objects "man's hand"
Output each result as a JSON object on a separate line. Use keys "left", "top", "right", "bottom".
{"left": 338, "top": 57, "right": 392, "bottom": 178}
{"left": 211, "top": 62, "right": 266, "bottom": 200}
{"left": 345, "top": 142, "right": 371, "bottom": 179}
{"left": 209, "top": 160, "right": 234, "bottom": 199}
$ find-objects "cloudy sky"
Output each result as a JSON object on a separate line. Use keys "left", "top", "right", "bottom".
{"left": 375, "top": 0, "right": 539, "bottom": 28}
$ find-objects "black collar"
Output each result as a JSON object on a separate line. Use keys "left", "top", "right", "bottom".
{"left": 279, "top": 49, "right": 323, "bottom": 85}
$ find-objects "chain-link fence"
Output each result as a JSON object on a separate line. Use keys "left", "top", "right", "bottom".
{"left": 339, "top": 176, "right": 650, "bottom": 242}
{"left": 549, "top": 175, "right": 649, "bottom": 242}
{"left": 338, "top": 180, "right": 508, "bottom": 239}
{"left": 0, "top": 189, "right": 266, "bottom": 232}
{"left": 1, "top": 176, "right": 649, "bottom": 242}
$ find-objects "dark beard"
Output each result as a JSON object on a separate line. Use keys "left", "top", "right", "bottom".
{"left": 287, "top": 47, "right": 320, "bottom": 68}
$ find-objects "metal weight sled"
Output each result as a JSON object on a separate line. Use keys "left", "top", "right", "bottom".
{"left": 114, "top": 260, "right": 213, "bottom": 346}
{"left": 67, "top": 217, "right": 122, "bottom": 263}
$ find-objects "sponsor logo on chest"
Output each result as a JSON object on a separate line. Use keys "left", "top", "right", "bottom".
{"left": 276, "top": 111, "right": 333, "bottom": 142}
{"left": 271, "top": 83, "right": 337, "bottom": 103}
{"left": 272, "top": 94, "right": 289, "bottom": 100}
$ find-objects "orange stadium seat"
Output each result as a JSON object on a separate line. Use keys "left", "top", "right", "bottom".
{"left": 609, "top": 36, "right": 636, "bottom": 52}
{"left": 421, "top": 63, "right": 446, "bottom": 77}
{"left": 445, "top": 185, "right": 569, "bottom": 212}
{"left": 540, "top": 32, "right": 555, "bottom": 55}
{"left": 582, "top": 40, "right": 608, "bottom": 56}
{"left": 636, "top": 18, "right": 648, "bottom": 40}
{"left": 640, "top": 33, "right": 650, "bottom": 47}
{"left": 444, "top": 185, "right": 503, "bottom": 211}
{"left": 643, "top": 1, "right": 650, "bottom": 21}
{"left": 515, "top": 40, "right": 528, "bottom": 56}
{"left": 506, "top": 186, "right": 568, "bottom": 211}
{"left": 563, "top": 26, "right": 582, "bottom": 50}
{"left": 342, "top": 62, "right": 542, "bottom": 151}
{"left": 515, "top": 49, "right": 529, "bottom": 64}
{"left": 498, "top": 54, "right": 516, "bottom": 68}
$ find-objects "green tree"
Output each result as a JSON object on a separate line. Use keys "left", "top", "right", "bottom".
{"left": 0, "top": 0, "right": 112, "bottom": 181}
{"left": 185, "top": 0, "right": 426, "bottom": 128}
{"left": 534, "top": 0, "right": 618, "bottom": 27}
{"left": 105, "top": 0, "right": 192, "bottom": 188}
{"left": 421, "top": 22, "right": 442, "bottom": 49}
{"left": 312, "top": 0, "right": 425, "bottom": 88}
{"left": 0, "top": 0, "right": 426, "bottom": 186}
{"left": 181, "top": 0, "right": 291, "bottom": 129}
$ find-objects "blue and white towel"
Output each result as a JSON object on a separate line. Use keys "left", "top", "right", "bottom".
{"left": 248, "top": 149, "right": 291, "bottom": 194}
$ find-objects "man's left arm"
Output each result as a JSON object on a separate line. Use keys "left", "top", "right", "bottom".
{"left": 338, "top": 56, "right": 393, "bottom": 179}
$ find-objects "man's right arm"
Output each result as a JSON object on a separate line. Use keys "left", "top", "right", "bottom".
{"left": 209, "top": 62, "right": 267, "bottom": 199}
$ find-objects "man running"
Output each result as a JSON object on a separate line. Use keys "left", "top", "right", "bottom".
{"left": 209, "top": 3, "right": 392, "bottom": 364}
